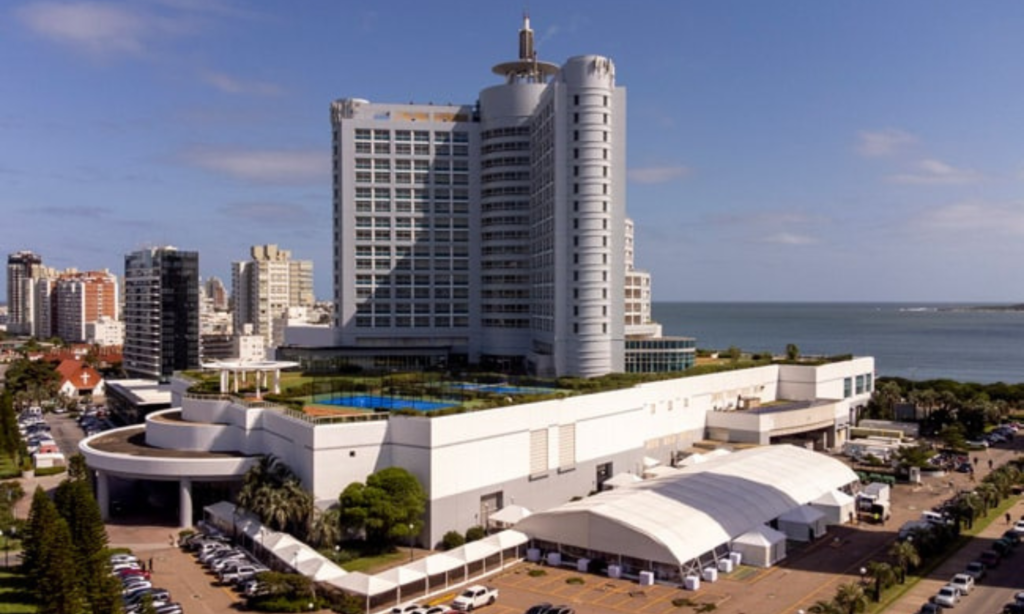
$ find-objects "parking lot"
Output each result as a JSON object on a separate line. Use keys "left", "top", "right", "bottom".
{"left": 14, "top": 412, "right": 1024, "bottom": 614}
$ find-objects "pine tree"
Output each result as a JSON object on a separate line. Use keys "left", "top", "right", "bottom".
{"left": 0, "top": 390, "right": 18, "bottom": 457}
{"left": 36, "top": 514, "right": 85, "bottom": 614}
{"left": 22, "top": 486, "right": 84, "bottom": 611}
{"left": 54, "top": 479, "right": 120, "bottom": 613}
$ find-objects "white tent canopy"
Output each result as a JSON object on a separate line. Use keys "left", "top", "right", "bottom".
{"left": 603, "top": 472, "right": 642, "bottom": 489}
{"left": 489, "top": 504, "right": 532, "bottom": 527}
{"left": 480, "top": 529, "right": 529, "bottom": 550}
{"left": 328, "top": 572, "right": 396, "bottom": 595}
{"left": 811, "top": 489, "right": 856, "bottom": 525}
{"left": 407, "top": 552, "right": 463, "bottom": 576}
{"left": 516, "top": 446, "right": 857, "bottom": 569}
{"left": 778, "top": 504, "right": 828, "bottom": 542}
{"left": 731, "top": 525, "right": 787, "bottom": 567}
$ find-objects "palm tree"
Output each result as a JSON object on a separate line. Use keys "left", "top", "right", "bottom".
{"left": 975, "top": 483, "right": 1000, "bottom": 512}
{"left": 808, "top": 599, "right": 843, "bottom": 614}
{"left": 866, "top": 560, "right": 896, "bottom": 601}
{"left": 306, "top": 507, "right": 342, "bottom": 549}
{"left": 834, "top": 581, "right": 869, "bottom": 614}
{"left": 888, "top": 540, "right": 920, "bottom": 582}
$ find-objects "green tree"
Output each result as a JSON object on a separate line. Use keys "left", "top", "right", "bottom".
{"left": 339, "top": 467, "right": 426, "bottom": 549}
{"left": 54, "top": 478, "right": 120, "bottom": 613}
{"left": 725, "top": 346, "right": 741, "bottom": 362}
{"left": 67, "top": 454, "right": 89, "bottom": 482}
{"left": 0, "top": 390, "right": 20, "bottom": 457}
{"left": 808, "top": 600, "right": 843, "bottom": 614}
{"left": 22, "top": 486, "right": 84, "bottom": 611}
{"left": 938, "top": 423, "right": 967, "bottom": 452}
{"left": 834, "top": 582, "right": 868, "bottom": 614}
{"left": 306, "top": 506, "right": 342, "bottom": 550}
{"left": 888, "top": 540, "right": 920, "bottom": 582}
{"left": 866, "top": 561, "right": 896, "bottom": 601}
{"left": 785, "top": 343, "right": 800, "bottom": 361}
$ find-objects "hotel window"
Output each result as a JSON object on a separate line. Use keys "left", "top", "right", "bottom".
{"left": 843, "top": 377, "right": 852, "bottom": 398}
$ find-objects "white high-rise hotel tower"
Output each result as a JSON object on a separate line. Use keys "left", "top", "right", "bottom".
{"left": 332, "top": 17, "right": 678, "bottom": 378}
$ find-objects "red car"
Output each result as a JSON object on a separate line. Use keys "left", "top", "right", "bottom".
{"left": 117, "top": 568, "right": 152, "bottom": 580}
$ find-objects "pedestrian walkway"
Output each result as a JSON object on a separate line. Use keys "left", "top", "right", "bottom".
{"left": 882, "top": 496, "right": 1024, "bottom": 613}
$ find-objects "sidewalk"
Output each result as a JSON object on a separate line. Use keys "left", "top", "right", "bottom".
{"left": 881, "top": 496, "right": 1024, "bottom": 613}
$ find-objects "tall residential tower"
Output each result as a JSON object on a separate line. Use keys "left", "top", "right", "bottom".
{"left": 232, "top": 244, "right": 314, "bottom": 351}
{"left": 123, "top": 247, "right": 200, "bottom": 379}
{"left": 331, "top": 17, "right": 628, "bottom": 377}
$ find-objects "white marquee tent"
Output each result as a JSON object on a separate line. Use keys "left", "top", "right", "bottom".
{"left": 810, "top": 489, "right": 856, "bottom": 525}
{"left": 730, "top": 525, "right": 787, "bottom": 568}
{"left": 778, "top": 504, "right": 828, "bottom": 542}
{"left": 516, "top": 446, "right": 857, "bottom": 576}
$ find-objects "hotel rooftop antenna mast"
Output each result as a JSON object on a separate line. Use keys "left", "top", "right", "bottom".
{"left": 492, "top": 13, "right": 559, "bottom": 84}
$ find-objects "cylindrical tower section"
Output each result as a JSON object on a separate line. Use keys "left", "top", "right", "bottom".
{"left": 559, "top": 55, "right": 625, "bottom": 377}
{"left": 477, "top": 84, "right": 545, "bottom": 365}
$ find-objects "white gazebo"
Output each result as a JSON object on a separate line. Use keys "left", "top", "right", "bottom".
{"left": 201, "top": 359, "right": 299, "bottom": 400}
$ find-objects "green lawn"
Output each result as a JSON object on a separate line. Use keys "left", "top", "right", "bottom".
{"left": 0, "top": 455, "right": 19, "bottom": 479}
{"left": 0, "top": 570, "right": 35, "bottom": 613}
{"left": 340, "top": 550, "right": 409, "bottom": 574}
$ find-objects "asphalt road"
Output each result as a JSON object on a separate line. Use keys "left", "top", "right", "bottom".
{"left": 43, "top": 411, "right": 86, "bottom": 458}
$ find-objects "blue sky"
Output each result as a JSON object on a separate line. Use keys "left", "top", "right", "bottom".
{"left": 3, "top": 1, "right": 1024, "bottom": 302}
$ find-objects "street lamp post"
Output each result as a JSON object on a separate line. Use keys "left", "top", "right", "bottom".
{"left": 859, "top": 566, "right": 867, "bottom": 586}
{"left": 408, "top": 523, "right": 414, "bottom": 562}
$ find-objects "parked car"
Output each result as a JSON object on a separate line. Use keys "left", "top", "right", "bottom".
{"left": 963, "top": 560, "right": 986, "bottom": 581}
{"left": 979, "top": 550, "right": 1001, "bottom": 568}
{"left": 933, "top": 585, "right": 960, "bottom": 608}
{"left": 1012, "top": 520, "right": 1024, "bottom": 535}
{"left": 525, "top": 605, "right": 553, "bottom": 614}
{"left": 919, "top": 603, "right": 944, "bottom": 614}
{"left": 948, "top": 573, "right": 974, "bottom": 595}
{"left": 451, "top": 585, "right": 498, "bottom": 611}
{"left": 391, "top": 604, "right": 425, "bottom": 614}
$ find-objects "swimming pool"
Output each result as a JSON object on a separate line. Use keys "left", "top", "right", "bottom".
{"left": 449, "top": 383, "right": 558, "bottom": 395}
{"left": 317, "top": 395, "right": 456, "bottom": 412}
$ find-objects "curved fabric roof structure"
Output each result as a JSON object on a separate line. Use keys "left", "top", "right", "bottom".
{"left": 516, "top": 445, "right": 858, "bottom": 567}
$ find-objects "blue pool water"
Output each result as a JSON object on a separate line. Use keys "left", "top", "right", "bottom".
{"left": 317, "top": 395, "right": 456, "bottom": 412}
{"left": 449, "top": 383, "right": 557, "bottom": 395}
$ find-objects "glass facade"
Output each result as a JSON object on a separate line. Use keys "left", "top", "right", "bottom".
{"left": 624, "top": 337, "right": 696, "bottom": 373}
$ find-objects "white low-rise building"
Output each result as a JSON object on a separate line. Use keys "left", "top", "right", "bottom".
{"left": 80, "top": 357, "right": 874, "bottom": 546}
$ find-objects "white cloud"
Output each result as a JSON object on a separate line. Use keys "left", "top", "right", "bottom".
{"left": 761, "top": 232, "right": 818, "bottom": 246}
{"left": 919, "top": 200, "right": 1024, "bottom": 236}
{"left": 628, "top": 165, "right": 692, "bottom": 184}
{"left": 856, "top": 129, "right": 917, "bottom": 158}
{"left": 888, "top": 159, "right": 984, "bottom": 185}
{"left": 17, "top": 2, "right": 150, "bottom": 55}
{"left": 183, "top": 147, "right": 329, "bottom": 184}
{"left": 202, "top": 71, "right": 281, "bottom": 96}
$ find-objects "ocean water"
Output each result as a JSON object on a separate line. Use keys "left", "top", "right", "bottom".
{"left": 652, "top": 302, "right": 1024, "bottom": 384}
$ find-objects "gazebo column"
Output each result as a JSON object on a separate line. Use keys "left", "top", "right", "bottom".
{"left": 96, "top": 470, "right": 110, "bottom": 520}
{"left": 179, "top": 477, "right": 193, "bottom": 528}
{"left": 220, "top": 369, "right": 228, "bottom": 394}
{"left": 255, "top": 370, "right": 263, "bottom": 400}
{"left": 273, "top": 369, "right": 282, "bottom": 394}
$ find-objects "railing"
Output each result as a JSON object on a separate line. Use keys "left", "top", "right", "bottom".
{"left": 281, "top": 408, "right": 391, "bottom": 425}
